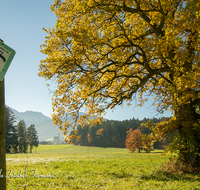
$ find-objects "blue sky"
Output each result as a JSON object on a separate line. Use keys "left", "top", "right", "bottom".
{"left": 1, "top": 0, "right": 172, "bottom": 121}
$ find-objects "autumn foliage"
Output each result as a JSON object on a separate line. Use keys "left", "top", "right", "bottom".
{"left": 39, "top": 0, "right": 200, "bottom": 171}
{"left": 87, "top": 133, "right": 93, "bottom": 144}
{"left": 125, "top": 127, "right": 143, "bottom": 153}
{"left": 96, "top": 128, "right": 104, "bottom": 138}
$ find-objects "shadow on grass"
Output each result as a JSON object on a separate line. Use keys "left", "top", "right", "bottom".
{"left": 152, "top": 151, "right": 164, "bottom": 154}
{"left": 108, "top": 172, "right": 133, "bottom": 179}
{"left": 108, "top": 170, "right": 200, "bottom": 183}
{"left": 141, "top": 170, "right": 200, "bottom": 182}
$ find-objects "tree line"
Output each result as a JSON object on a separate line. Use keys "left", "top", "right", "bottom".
{"left": 71, "top": 117, "right": 169, "bottom": 149}
{"left": 5, "top": 106, "right": 39, "bottom": 153}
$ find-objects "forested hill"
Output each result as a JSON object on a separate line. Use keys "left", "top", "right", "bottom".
{"left": 71, "top": 117, "right": 169, "bottom": 148}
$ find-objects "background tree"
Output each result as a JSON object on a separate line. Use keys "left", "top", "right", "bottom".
{"left": 96, "top": 128, "right": 104, "bottom": 138}
{"left": 125, "top": 127, "right": 143, "bottom": 153}
{"left": 27, "top": 124, "right": 39, "bottom": 153}
{"left": 140, "top": 134, "right": 153, "bottom": 153}
{"left": 87, "top": 133, "right": 93, "bottom": 145}
{"left": 39, "top": 0, "right": 200, "bottom": 171}
{"left": 5, "top": 106, "right": 18, "bottom": 153}
{"left": 96, "top": 127, "right": 104, "bottom": 146}
{"left": 17, "top": 120, "right": 27, "bottom": 153}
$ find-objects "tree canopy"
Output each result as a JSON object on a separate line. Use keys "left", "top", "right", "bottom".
{"left": 125, "top": 127, "right": 143, "bottom": 153}
{"left": 39, "top": 0, "right": 200, "bottom": 171}
{"left": 17, "top": 120, "right": 27, "bottom": 153}
{"left": 27, "top": 124, "right": 39, "bottom": 153}
{"left": 5, "top": 106, "right": 18, "bottom": 153}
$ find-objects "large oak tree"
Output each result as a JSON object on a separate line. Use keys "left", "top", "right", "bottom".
{"left": 39, "top": 0, "right": 200, "bottom": 171}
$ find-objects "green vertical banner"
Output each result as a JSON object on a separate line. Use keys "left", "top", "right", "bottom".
{"left": 0, "top": 41, "right": 16, "bottom": 81}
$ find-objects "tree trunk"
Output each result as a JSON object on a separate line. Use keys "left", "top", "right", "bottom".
{"left": 176, "top": 101, "right": 200, "bottom": 171}
{"left": 0, "top": 79, "right": 6, "bottom": 189}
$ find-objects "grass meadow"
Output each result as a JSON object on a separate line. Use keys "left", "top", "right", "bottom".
{"left": 6, "top": 145, "right": 200, "bottom": 189}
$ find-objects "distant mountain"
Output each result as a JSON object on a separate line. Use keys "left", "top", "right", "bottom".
{"left": 10, "top": 107, "right": 50, "bottom": 126}
{"left": 8, "top": 106, "right": 78, "bottom": 141}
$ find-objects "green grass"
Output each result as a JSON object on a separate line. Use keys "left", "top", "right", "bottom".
{"left": 6, "top": 145, "right": 200, "bottom": 189}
